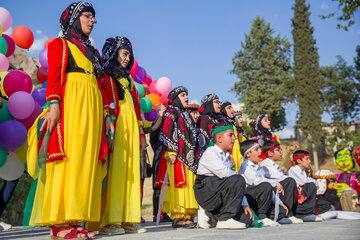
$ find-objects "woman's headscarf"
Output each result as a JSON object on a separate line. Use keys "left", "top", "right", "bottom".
{"left": 199, "top": 93, "right": 221, "bottom": 120}
{"left": 252, "top": 114, "right": 272, "bottom": 146}
{"left": 60, "top": 1, "right": 103, "bottom": 78}
{"left": 233, "top": 111, "right": 247, "bottom": 138}
{"left": 220, "top": 100, "right": 235, "bottom": 125}
{"left": 160, "top": 86, "right": 198, "bottom": 173}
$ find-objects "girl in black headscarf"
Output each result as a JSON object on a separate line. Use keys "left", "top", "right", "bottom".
{"left": 155, "top": 86, "right": 198, "bottom": 228}
{"left": 252, "top": 114, "right": 279, "bottom": 147}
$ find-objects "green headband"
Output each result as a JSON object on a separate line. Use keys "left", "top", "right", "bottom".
{"left": 208, "top": 125, "right": 234, "bottom": 147}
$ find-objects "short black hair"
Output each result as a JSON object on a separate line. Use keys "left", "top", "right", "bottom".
{"left": 240, "top": 140, "right": 258, "bottom": 156}
{"left": 293, "top": 150, "right": 309, "bottom": 165}
{"left": 262, "top": 140, "right": 280, "bottom": 156}
{"left": 211, "top": 122, "right": 232, "bottom": 144}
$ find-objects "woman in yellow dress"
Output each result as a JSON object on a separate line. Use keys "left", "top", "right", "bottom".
{"left": 99, "top": 36, "right": 146, "bottom": 234}
{"left": 26, "top": 2, "right": 112, "bottom": 239}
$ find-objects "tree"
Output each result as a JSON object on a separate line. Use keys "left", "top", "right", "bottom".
{"left": 319, "top": 0, "right": 360, "bottom": 31}
{"left": 292, "top": 0, "right": 324, "bottom": 170}
{"left": 230, "top": 16, "right": 293, "bottom": 131}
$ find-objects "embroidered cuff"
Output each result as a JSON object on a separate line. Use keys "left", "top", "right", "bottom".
{"left": 46, "top": 94, "right": 61, "bottom": 102}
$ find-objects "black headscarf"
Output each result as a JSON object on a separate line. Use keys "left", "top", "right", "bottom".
{"left": 252, "top": 114, "right": 272, "bottom": 147}
{"left": 199, "top": 93, "right": 222, "bottom": 120}
{"left": 220, "top": 100, "right": 235, "bottom": 125}
{"left": 160, "top": 86, "right": 198, "bottom": 173}
{"left": 233, "top": 111, "right": 247, "bottom": 139}
{"left": 60, "top": 2, "right": 104, "bottom": 79}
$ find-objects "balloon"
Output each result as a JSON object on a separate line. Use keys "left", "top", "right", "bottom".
{"left": 149, "top": 80, "right": 161, "bottom": 95}
{"left": 12, "top": 26, "right": 34, "bottom": 49}
{"left": 161, "top": 92, "right": 169, "bottom": 107}
{"left": 3, "top": 70, "right": 33, "bottom": 96}
{"left": 130, "top": 59, "right": 139, "bottom": 76}
{"left": 16, "top": 141, "right": 28, "bottom": 163}
{"left": 42, "top": 80, "right": 48, "bottom": 88}
{"left": 44, "top": 38, "right": 56, "bottom": 48}
{"left": 19, "top": 102, "right": 41, "bottom": 130}
{"left": 139, "top": 97, "right": 152, "bottom": 113}
{"left": 2, "top": 34, "right": 15, "bottom": 57}
{"left": 146, "top": 93, "right": 161, "bottom": 110}
{"left": 144, "top": 74, "right": 152, "bottom": 85}
{"left": 0, "top": 36, "right": 8, "bottom": 55}
{"left": 0, "top": 120, "right": 27, "bottom": 150}
{"left": 31, "top": 87, "right": 46, "bottom": 107}
{"left": 141, "top": 83, "right": 150, "bottom": 95}
{"left": 0, "top": 103, "right": 15, "bottom": 123}
{"left": 8, "top": 91, "right": 35, "bottom": 119}
{"left": 156, "top": 77, "right": 172, "bottom": 94}
{"left": 0, "top": 8, "right": 12, "bottom": 32}
{"left": 0, "top": 53, "right": 9, "bottom": 72}
{"left": 144, "top": 109, "right": 158, "bottom": 122}
{"left": 0, "top": 152, "right": 25, "bottom": 181}
{"left": 39, "top": 48, "right": 48, "bottom": 69}
{"left": 0, "top": 147, "right": 7, "bottom": 168}
{"left": 134, "top": 82, "right": 144, "bottom": 98}
{"left": 36, "top": 66, "right": 47, "bottom": 83}
{"left": 131, "top": 74, "right": 142, "bottom": 84}
{"left": 135, "top": 66, "right": 146, "bottom": 84}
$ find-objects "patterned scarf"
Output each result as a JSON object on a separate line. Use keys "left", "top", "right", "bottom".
{"left": 253, "top": 114, "right": 272, "bottom": 147}
{"left": 220, "top": 100, "right": 236, "bottom": 125}
{"left": 199, "top": 93, "right": 222, "bottom": 120}
{"left": 59, "top": 2, "right": 104, "bottom": 79}
{"left": 160, "top": 86, "right": 198, "bottom": 173}
{"left": 234, "top": 110, "right": 247, "bottom": 138}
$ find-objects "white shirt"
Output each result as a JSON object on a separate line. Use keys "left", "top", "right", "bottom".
{"left": 259, "top": 158, "right": 288, "bottom": 182}
{"left": 239, "top": 159, "right": 278, "bottom": 188}
{"left": 288, "top": 165, "right": 319, "bottom": 187}
{"left": 197, "top": 145, "right": 249, "bottom": 206}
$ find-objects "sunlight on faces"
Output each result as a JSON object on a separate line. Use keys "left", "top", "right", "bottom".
{"left": 225, "top": 105, "right": 234, "bottom": 118}
{"left": 214, "top": 129, "right": 235, "bottom": 151}
{"left": 235, "top": 115, "right": 243, "bottom": 127}
{"left": 335, "top": 149, "right": 354, "bottom": 172}
{"left": 178, "top": 92, "right": 189, "bottom": 108}
{"left": 246, "top": 144, "right": 262, "bottom": 164}
{"left": 296, "top": 156, "right": 311, "bottom": 171}
{"left": 80, "top": 12, "right": 96, "bottom": 36}
{"left": 213, "top": 99, "right": 221, "bottom": 113}
{"left": 261, "top": 116, "right": 271, "bottom": 130}
{"left": 268, "top": 147, "right": 283, "bottom": 162}
{"left": 118, "top": 48, "right": 131, "bottom": 69}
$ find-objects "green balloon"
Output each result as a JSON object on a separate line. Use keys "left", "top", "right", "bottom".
{"left": 0, "top": 147, "right": 8, "bottom": 168}
{"left": 0, "top": 103, "right": 15, "bottom": 124}
{"left": 139, "top": 97, "right": 152, "bottom": 113}
{"left": 134, "top": 82, "right": 145, "bottom": 98}
{"left": 0, "top": 36, "right": 8, "bottom": 56}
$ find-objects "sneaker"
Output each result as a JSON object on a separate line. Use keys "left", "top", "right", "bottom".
{"left": 278, "top": 218, "right": 293, "bottom": 224}
{"left": 302, "top": 215, "right": 323, "bottom": 222}
{"left": 0, "top": 222, "right": 11, "bottom": 231}
{"left": 99, "top": 225, "right": 125, "bottom": 235}
{"left": 261, "top": 218, "right": 276, "bottom": 227}
{"left": 216, "top": 218, "right": 246, "bottom": 229}
{"left": 288, "top": 216, "right": 304, "bottom": 224}
{"left": 197, "top": 206, "right": 210, "bottom": 229}
{"left": 122, "top": 223, "right": 147, "bottom": 234}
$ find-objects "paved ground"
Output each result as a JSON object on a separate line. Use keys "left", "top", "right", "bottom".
{"left": 0, "top": 219, "right": 359, "bottom": 240}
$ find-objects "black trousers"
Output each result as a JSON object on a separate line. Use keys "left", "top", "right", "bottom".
{"left": 246, "top": 182, "right": 286, "bottom": 220}
{"left": 295, "top": 182, "right": 316, "bottom": 217}
{"left": 193, "top": 174, "right": 251, "bottom": 226}
{"left": 0, "top": 179, "right": 19, "bottom": 216}
{"left": 317, "top": 189, "right": 341, "bottom": 210}
{"left": 152, "top": 144, "right": 163, "bottom": 217}
{"left": 276, "top": 178, "right": 297, "bottom": 217}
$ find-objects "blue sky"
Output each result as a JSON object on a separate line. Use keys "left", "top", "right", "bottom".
{"left": 2, "top": 0, "right": 359, "bottom": 137}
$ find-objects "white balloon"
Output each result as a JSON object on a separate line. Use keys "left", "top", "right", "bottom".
{"left": 0, "top": 152, "right": 24, "bottom": 181}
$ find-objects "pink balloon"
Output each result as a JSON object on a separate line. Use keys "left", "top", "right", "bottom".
{"left": 161, "top": 92, "right": 168, "bottom": 107}
{"left": 149, "top": 80, "right": 161, "bottom": 95}
{"left": 19, "top": 102, "right": 42, "bottom": 129}
{"left": 0, "top": 53, "right": 9, "bottom": 72}
{"left": 144, "top": 74, "right": 152, "bottom": 85}
{"left": 2, "top": 34, "right": 15, "bottom": 57}
{"left": 3, "top": 70, "right": 33, "bottom": 96}
{"left": 0, "top": 7, "right": 12, "bottom": 32}
{"left": 156, "top": 77, "right": 172, "bottom": 94}
{"left": 39, "top": 48, "right": 48, "bottom": 69}
{"left": 131, "top": 59, "right": 139, "bottom": 76}
{"left": 8, "top": 91, "right": 35, "bottom": 120}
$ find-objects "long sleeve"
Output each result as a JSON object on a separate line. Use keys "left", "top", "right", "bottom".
{"left": 143, "top": 115, "right": 162, "bottom": 134}
{"left": 288, "top": 166, "right": 318, "bottom": 187}
{"left": 260, "top": 159, "right": 287, "bottom": 182}
{"left": 197, "top": 115, "right": 213, "bottom": 147}
{"left": 239, "top": 160, "right": 277, "bottom": 187}
{"left": 130, "top": 77, "right": 143, "bottom": 126}
{"left": 160, "top": 110, "right": 177, "bottom": 152}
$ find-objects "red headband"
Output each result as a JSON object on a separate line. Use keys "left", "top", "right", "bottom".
{"left": 291, "top": 154, "right": 310, "bottom": 166}
{"left": 264, "top": 145, "right": 280, "bottom": 156}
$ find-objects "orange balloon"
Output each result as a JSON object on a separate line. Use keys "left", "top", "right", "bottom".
{"left": 12, "top": 26, "right": 34, "bottom": 49}
{"left": 146, "top": 93, "right": 161, "bottom": 109}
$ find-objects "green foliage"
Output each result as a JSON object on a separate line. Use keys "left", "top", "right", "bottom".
{"left": 327, "top": 124, "right": 360, "bottom": 149}
{"left": 292, "top": 0, "right": 325, "bottom": 144}
{"left": 319, "top": 0, "right": 360, "bottom": 31}
{"left": 242, "top": 120, "right": 254, "bottom": 138}
{"left": 230, "top": 16, "right": 293, "bottom": 131}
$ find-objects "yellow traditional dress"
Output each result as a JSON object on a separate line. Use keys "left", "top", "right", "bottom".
{"left": 27, "top": 40, "right": 105, "bottom": 226}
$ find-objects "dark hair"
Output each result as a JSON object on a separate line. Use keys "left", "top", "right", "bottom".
{"left": 293, "top": 150, "right": 310, "bottom": 165}
{"left": 211, "top": 122, "right": 232, "bottom": 144}
{"left": 262, "top": 140, "right": 280, "bottom": 156}
{"left": 240, "top": 140, "right": 257, "bottom": 156}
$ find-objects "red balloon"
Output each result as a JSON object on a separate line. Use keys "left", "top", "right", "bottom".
{"left": 44, "top": 38, "right": 56, "bottom": 48}
{"left": 3, "top": 70, "right": 33, "bottom": 97}
{"left": 12, "top": 26, "right": 34, "bottom": 49}
{"left": 161, "top": 92, "right": 168, "bottom": 107}
{"left": 131, "top": 59, "right": 139, "bottom": 76}
{"left": 144, "top": 74, "right": 152, "bottom": 85}
{"left": 141, "top": 83, "right": 150, "bottom": 95}
{"left": 149, "top": 80, "right": 161, "bottom": 95}
{"left": 2, "top": 34, "right": 15, "bottom": 57}
{"left": 36, "top": 66, "right": 48, "bottom": 84}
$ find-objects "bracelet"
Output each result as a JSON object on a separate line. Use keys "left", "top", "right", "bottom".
{"left": 105, "top": 114, "right": 116, "bottom": 121}
{"left": 50, "top": 101, "right": 60, "bottom": 106}
{"left": 108, "top": 130, "right": 115, "bottom": 137}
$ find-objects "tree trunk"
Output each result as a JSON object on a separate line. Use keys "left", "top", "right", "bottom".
{"left": 312, "top": 143, "right": 319, "bottom": 171}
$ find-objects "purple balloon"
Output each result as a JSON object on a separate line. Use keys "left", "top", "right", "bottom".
{"left": 31, "top": 87, "right": 46, "bottom": 107}
{"left": 135, "top": 66, "right": 146, "bottom": 84}
{"left": 8, "top": 91, "right": 35, "bottom": 120}
{"left": 144, "top": 109, "right": 158, "bottom": 122}
{"left": 0, "top": 120, "right": 27, "bottom": 150}
{"left": 131, "top": 74, "right": 142, "bottom": 84}
{"left": 19, "top": 102, "right": 42, "bottom": 130}
{"left": 39, "top": 48, "right": 48, "bottom": 69}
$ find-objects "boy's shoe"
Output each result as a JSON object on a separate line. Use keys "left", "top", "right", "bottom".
{"left": 216, "top": 218, "right": 246, "bottom": 229}
{"left": 288, "top": 216, "right": 304, "bottom": 224}
{"left": 260, "top": 218, "right": 276, "bottom": 227}
{"left": 122, "top": 223, "right": 147, "bottom": 234}
{"left": 278, "top": 218, "right": 293, "bottom": 224}
{"left": 197, "top": 206, "right": 211, "bottom": 229}
{"left": 302, "top": 215, "right": 323, "bottom": 222}
{"left": 99, "top": 225, "right": 125, "bottom": 235}
{"left": 0, "top": 222, "right": 11, "bottom": 231}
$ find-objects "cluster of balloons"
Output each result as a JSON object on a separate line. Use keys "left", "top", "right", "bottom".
{"left": 131, "top": 60, "right": 172, "bottom": 123}
{"left": 0, "top": 7, "right": 39, "bottom": 181}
